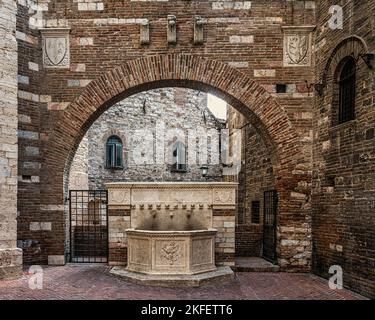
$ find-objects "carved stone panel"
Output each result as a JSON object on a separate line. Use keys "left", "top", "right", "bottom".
{"left": 282, "top": 26, "right": 314, "bottom": 67}
{"left": 108, "top": 188, "right": 130, "bottom": 206}
{"left": 129, "top": 238, "right": 150, "bottom": 266}
{"left": 155, "top": 239, "right": 186, "bottom": 267}
{"left": 41, "top": 28, "right": 70, "bottom": 69}
{"left": 191, "top": 238, "right": 213, "bottom": 266}
{"left": 213, "top": 188, "right": 236, "bottom": 205}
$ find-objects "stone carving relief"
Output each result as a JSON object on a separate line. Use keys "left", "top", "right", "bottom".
{"left": 213, "top": 189, "right": 235, "bottom": 204}
{"left": 282, "top": 26, "right": 314, "bottom": 67}
{"left": 41, "top": 28, "right": 70, "bottom": 69}
{"left": 161, "top": 241, "right": 181, "bottom": 265}
{"left": 285, "top": 35, "right": 309, "bottom": 65}
{"left": 108, "top": 189, "right": 130, "bottom": 205}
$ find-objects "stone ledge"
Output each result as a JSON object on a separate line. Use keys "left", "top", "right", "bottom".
{"left": 109, "top": 266, "right": 234, "bottom": 288}
{"left": 233, "top": 257, "right": 280, "bottom": 272}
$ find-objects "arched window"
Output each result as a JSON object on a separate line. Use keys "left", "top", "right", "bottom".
{"left": 171, "top": 140, "right": 186, "bottom": 172}
{"left": 106, "top": 136, "right": 123, "bottom": 169}
{"left": 338, "top": 57, "right": 356, "bottom": 124}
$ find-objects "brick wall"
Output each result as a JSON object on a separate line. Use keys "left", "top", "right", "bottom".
{"left": 7, "top": 0, "right": 374, "bottom": 298}
{"left": 312, "top": 0, "right": 375, "bottom": 298}
{"left": 16, "top": 0, "right": 49, "bottom": 264}
{"left": 16, "top": 0, "right": 315, "bottom": 273}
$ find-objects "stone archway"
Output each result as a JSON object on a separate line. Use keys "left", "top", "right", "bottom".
{"left": 42, "top": 54, "right": 312, "bottom": 271}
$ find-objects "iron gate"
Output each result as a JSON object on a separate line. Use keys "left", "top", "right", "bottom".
{"left": 263, "top": 190, "right": 278, "bottom": 263}
{"left": 69, "top": 190, "right": 108, "bottom": 263}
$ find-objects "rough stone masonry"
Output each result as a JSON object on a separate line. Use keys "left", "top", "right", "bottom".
{"left": 0, "top": 0, "right": 22, "bottom": 278}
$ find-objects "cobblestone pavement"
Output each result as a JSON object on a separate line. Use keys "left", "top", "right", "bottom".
{"left": 0, "top": 265, "right": 365, "bottom": 300}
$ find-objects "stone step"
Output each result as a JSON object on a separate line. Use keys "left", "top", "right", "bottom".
{"left": 233, "top": 257, "right": 280, "bottom": 272}
{"left": 110, "top": 266, "right": 234, "bottom": 288}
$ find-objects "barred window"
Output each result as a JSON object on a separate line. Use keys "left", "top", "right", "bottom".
{"left": 338, "top": 58, "right": 356, "bottom": 124}
{"left": 106, "top": 136, "right": 123, "bottom": 169}
{"left": 251, "top": 201, "right": 260, "bottom": 224}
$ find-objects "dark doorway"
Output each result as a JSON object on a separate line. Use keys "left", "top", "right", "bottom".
{"left": 263, "top": 190, "right": 278, "bottom": 263}
{"left": 69, "top": 190, "right": 108, "bottom": 263}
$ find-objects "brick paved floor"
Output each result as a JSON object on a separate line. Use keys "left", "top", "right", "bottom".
{"left": 0, "top": 265, "right": 365, "bottom": 300}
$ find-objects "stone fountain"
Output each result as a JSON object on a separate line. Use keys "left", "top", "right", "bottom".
{"left": 106, "top": 182, "right": 237, "bottom": 287}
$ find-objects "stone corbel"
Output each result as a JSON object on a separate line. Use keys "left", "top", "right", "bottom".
{"left": 194, "top": 16, "right": 204, "bottom": 45}
{"left": 40, "top": 28, "right": 71, "bottom": 69}
{"left": 167, "top": 15, "right": 177, "bottom": 44}
{"left": 140, "top": 20, "right": 150, "bottom": 45}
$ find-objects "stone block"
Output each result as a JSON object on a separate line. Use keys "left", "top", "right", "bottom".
{"left": 48, "top": 255, "right": 65, "bottom": 265}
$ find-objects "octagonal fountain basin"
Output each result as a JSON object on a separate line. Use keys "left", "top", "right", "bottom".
{"left": 126, "top": 228, "right": 217, "bottom": 275}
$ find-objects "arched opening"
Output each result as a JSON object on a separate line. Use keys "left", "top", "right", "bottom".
{"left": 66, "top": 87, "right": 278, "bottom": 265}
{"left": 41, "top": 54, "right": 311, "bottom": 271}
{"left": 338, "top": 57, "right": 356, "bottom": 124}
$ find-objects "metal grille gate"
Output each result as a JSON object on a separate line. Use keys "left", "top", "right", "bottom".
{"left": 69, "top": 190, "right": 108, "bottom": 263}
{"left": 263, "top": 190, "right": 278, "bottom": 263}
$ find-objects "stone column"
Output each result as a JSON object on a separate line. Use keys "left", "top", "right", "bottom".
{"left": 0, "top": 0, "right": 22, "bottom": 278}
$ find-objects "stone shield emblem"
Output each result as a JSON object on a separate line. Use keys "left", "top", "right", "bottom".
{"left": 44, "top": 37, "right": 68, "bottom": 67}
{"left": 285, "top": 35, "right": 308, "bottom": 65}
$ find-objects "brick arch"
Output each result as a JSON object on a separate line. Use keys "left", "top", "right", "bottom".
{"left": 48, "top": 54, "right": 302, "bottom": 180}
{"left": 321, "top": 35, "right": 369, "bottom": 85}
{"left": 44, "top": 54, "right": 311, "bottom": 270}
{"left": 319, "top": 36, "right": 369, "bottom": 126}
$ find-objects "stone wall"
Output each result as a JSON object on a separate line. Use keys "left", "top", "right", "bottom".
{"left": 68, "top": 136, "right": 88, "bottom": 190}
{"left": 69, "top": 88, "right": 224, "bottom": 190}
{"left": 312, "top": 0, "right": 375, "bottom": 298}
{"left": 0, "top": 0, "right": 22, "bottom": 278}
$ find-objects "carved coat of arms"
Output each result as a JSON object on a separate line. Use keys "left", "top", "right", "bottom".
{"left": 41, "top": 29, "right": 70, "bottom": 69}
{"left": 284, "top": 35, "right": 310, "bottom": 66}
{"left": 161, "top": 241, "right": 181, "bottom": 265}
{"left": 44, "top": 37, "right": 69, "bottom": 67}
{"left": 109, "top": 189, "right": 129, "bottom": 205}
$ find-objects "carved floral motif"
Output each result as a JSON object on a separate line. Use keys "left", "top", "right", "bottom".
{"left": 161, "top": 241, "right": 181, "bottom": 265}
